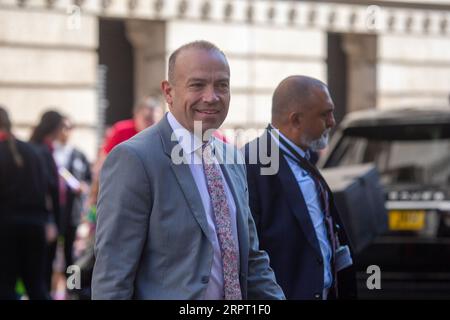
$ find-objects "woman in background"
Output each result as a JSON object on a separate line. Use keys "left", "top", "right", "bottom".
{"left": 0, "top": 106, "right": 50, "bottom": 299}
{"left": 29, "top": 110, "right": 64, "bottom": 296}
{"left": 53, "top": 116, "right": 91, "bottom": 275}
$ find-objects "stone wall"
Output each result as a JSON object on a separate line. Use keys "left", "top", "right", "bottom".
{"left": 1, "top": 0, "right": 449, "bottom": 158}
{"left": 378, "top": 34, "right": 450, "bottom": 108}
{"left": 0, "top": 6, "right": 99, "bottom": 160}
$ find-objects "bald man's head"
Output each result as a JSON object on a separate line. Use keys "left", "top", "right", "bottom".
{"left": 271, "top": 75, "right": 327, "bottom": 126}
{"left": 270, "top": 75, "right": 336, "bottom": 151}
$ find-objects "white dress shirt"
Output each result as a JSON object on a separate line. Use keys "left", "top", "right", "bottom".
{"left": 167, "top": 112, "right": 240, "bottom": 300}
{"left": 53, "top": 141, "right": 73, "bottom": 169}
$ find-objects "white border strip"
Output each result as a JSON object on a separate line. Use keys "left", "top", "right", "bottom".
{"left": 386, "top": 200, "right": 450, "bottom": 211}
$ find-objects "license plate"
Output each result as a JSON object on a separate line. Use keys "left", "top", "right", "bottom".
{"left": 389, "top": 210, "right": 426, "bottom": 231}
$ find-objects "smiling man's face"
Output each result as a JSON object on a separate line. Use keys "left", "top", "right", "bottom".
{"left": 161, "top": 47, "right": 230, "bottom": 135}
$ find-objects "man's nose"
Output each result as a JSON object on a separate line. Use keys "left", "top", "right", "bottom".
{"left": 202, "top": 86, "right": 220, "bottom": 104}
{"left": 327, "top": 113, "right": 336, "bottom": 128}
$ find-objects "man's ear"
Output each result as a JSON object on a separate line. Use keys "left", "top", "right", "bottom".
{"left": 161, "top": 80, "right": 173, "bottom": 106}
{"left": 289, "top": 112, "right": 302, "bottom": 129}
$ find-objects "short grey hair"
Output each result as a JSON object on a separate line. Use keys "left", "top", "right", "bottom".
{"left": 271, "top": 75, "right": 327, "bottom": 125}
{"left": 167, "top": 40, "right": 228, "bottom": 84}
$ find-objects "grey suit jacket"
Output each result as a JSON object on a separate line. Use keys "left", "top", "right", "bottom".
{"left": 92, "top": 115, "right": 285, "bottom": 300}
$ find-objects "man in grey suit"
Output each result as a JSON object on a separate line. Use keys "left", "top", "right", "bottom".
{"left": 92, "top": 40, "right": 285, "bottom": 300}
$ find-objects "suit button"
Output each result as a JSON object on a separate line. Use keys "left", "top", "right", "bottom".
{"left": 201, "top": 276, "right": 209, "bottom": 284}
{"left": 314, "top": 293, "right": 321, "bottom": 300}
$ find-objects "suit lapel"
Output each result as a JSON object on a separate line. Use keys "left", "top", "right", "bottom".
{"left": 158, "top": 115, "right": 215, "bottom": 245}
{"left": 265, "top": 131, "right": 322, "bottom": 257}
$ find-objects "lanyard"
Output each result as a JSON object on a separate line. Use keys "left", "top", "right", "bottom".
{"left": 267, "top": 124, "right": 328, "bottom": 199}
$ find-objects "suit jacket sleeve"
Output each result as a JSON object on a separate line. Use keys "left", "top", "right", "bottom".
{"left": 92, "top": 144, "right": 151, "bottom": 299}
{"left": 246, "top": 162, "right": 261, "bottom": 232}
{"left": 246, "top": 206, "right": 285, "bottom": 300}
{"left": 237, "top": 154, "right": 285, "bottom": 300}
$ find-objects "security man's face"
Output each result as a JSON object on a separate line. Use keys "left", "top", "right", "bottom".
{"left": 299, "top": 87, "right": 336, "bottom": 150}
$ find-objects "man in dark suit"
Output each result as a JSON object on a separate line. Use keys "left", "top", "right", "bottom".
{"left": 244, "top": 75, "right": 356, "bottom": 300}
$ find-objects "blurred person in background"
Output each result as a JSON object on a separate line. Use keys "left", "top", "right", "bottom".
{"left": 88, "top": 96, "right": 164, "bottom": 216}
{"left": 0, "top": 106, "right": 51, "bottom": 300}
{"left": 29, "top": 110, "right": 64, "bottom": 297}
{"left": 53, "top": 117, "right": 91, "bottom": 279}
{"left": 89, "top": 96, "right": 164, "bottom": 209}
{"left": 100, "top": 96, "right": 164, "bottom": 159}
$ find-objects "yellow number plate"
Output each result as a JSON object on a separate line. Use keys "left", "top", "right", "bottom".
{"left": 389, "top": 210, "right": 425, "bottom": 231}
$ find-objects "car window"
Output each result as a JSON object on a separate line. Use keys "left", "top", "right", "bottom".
{"left": 326, "top": 124, "right": 450, "bottom": 186}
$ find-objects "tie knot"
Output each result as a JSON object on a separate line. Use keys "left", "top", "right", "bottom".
{"left": 202, "top": 140, "right": 211, "bottom": 151}
{"left": 202, "top": 142, "right": 215, "bottom": 165}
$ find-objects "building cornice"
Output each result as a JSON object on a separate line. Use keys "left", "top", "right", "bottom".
{"left": 1, "top": 0, "right": 449, "bottom": 35}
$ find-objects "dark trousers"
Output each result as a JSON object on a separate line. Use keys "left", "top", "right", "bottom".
{"left": 45, "top": 239, "right": 57, "bottom": 294}
{"left": 0, "top": 223, "right": 50, "bottom": 300}
{"left": 44, "top": 224, "right": 77, "bottom": 295}
{"left": 64, "top": 225, "right": 77, "bottom": 270}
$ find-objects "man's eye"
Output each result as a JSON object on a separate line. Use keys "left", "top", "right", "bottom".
{"left": 190, "top": 83, "right": 203, "bottom": 88}
{"left": 217, "top": 83, "right": 229, "bottom": 90}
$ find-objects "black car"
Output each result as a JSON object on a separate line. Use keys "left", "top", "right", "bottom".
{"left": 319, "top": 107, "right": 450, "bottom": 299}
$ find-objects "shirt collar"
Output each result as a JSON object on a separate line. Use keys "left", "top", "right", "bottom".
{"left": 269, "top": 124, "right": 308, "bottom": 159}
{"left": 167, "top": 111, "right": 213, "bottom": 155}
{"left": 53, "top": 141, "right": 73, "bottom": 154}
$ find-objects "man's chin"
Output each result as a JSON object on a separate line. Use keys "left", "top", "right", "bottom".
{"left": 308, "top": 136, "right": 329, "bottom": 151}
{"left": 309, "top": 144, "right": 327, "bottom": 152}
{"left": 196, "top": 118, "right": 223, "bottom": 129}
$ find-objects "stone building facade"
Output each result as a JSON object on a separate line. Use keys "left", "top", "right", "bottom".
{"left": 1, "top": 0, "right": 449, "bottom": 160}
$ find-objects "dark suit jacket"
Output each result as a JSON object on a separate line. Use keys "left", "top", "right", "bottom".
{"left": 243, "top": 130, "right": 357, "bottom": 300}
{"left": 0, "top": 139, "right": 52, "bottom": 225}
{"left": 61, "top": 148, "right": 92, "bottom": 229}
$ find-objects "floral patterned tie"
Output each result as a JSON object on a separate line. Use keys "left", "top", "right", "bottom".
{"left": 202, "top": 142, "right": 242, "bottom": 300}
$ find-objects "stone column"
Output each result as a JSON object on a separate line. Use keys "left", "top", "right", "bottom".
{"left": 343, "top": 34, "right": 378, "bottom": 112}
{"left": 125, "top": 20, "right": 167, "bottom": 102}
